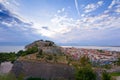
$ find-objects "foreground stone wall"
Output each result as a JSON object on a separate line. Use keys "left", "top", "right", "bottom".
{"left": 11, "top": 61, "right": 75, "bottom": 80}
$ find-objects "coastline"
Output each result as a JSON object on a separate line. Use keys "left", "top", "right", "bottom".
{"left": 62, "top": 46, "right": 120, "bottom": 52}
{"left": 0, "top": 46, "right": 120, "bottom": 53}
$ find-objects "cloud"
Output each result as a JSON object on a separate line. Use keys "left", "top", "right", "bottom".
{"left": 103, "top": 1, "right": 120, "bottom": 16}
{"left": 0, "top": 0, "right": 19, "bottom": 14}
{"left": 84, "top": 1, "right": 103, "bottom": 13}
{"left": 108, "top": 0, "right": 117, "bottom": 9}
{"left": 103, "top": 0, "right": 120, "bottom": 14}
{"left": 57, "top": 8, "right": 65, "bottom": 13}
{"left": 0, "top": 2, "right": 45, "bottom": 43}
{"left": 115, "top": 8, "right": 120, "bottom": 13}
{"left": 43, "top": 2, "right": 120, "bottom": 45}
{"left": 0, "top": 3, "right": 31, "bottom": 27}
{"left": 108, "top": 0, "right": 120, "bottom": 12}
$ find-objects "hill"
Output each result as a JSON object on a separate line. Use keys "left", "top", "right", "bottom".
{"left": 11, "top": 40, "right": 75, "bottom": 80}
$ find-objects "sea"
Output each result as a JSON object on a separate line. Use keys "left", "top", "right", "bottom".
{"left": 0, "top": 46, "right": 120, "bottom": 52}
{"left": 62, "top": 46, "right": 120, "bottom": 52}
{"left": 0, "top": 46, "right": 24, "bottom": 53}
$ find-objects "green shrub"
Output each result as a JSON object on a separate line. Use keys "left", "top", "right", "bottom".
{"left": 46, "top": 55, "right": 53, "bottom": 60}
{"left": 0, "top": 52, "right": 16, "bottom": 63}
{"left": 75, "top": 56, "right": 96, "bottom": 80}
{"left": 17, "top": 46, "right": 38, "bottom": 57}
{"left": 75, "top": 67, "right": 96, "bottom": 80}
{"left": 26, "top": 46, "right": 38, "bottom": 54}
{"left": 102, "top": 71, "right": 111, "bottom": 80}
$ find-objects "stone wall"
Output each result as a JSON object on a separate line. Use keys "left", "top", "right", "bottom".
{"left": 11, "top": 61, "right": 75, "bottom": 80}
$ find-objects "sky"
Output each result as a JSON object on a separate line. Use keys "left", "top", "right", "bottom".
{"left": 0, "top": 0, "right": 120, "bottom": 46}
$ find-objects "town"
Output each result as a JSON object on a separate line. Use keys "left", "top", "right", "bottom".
{"left": 63, "top": 47, "right": 119, "bottom": 65}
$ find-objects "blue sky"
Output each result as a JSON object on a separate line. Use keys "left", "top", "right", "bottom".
{"left": 0, "top": 0, "right": 120, "bottom": 46}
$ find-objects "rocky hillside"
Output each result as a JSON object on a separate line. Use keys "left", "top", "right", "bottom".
{"left": 17, "top": 40, "right": 67, "bottom": 64}
{"left": 11, "top": 40, "right": 75, "bottom": 80}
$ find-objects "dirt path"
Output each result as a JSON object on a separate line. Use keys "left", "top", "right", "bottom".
{"left": 116, "top": 76, "right": 120, "bottom": 80}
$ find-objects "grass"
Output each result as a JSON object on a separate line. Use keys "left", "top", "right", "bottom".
{"left": 0, "top": 73, "right": 17, "bottom": 80}
{"left": 110, "top": 72, "right": 120, "bottom": 76}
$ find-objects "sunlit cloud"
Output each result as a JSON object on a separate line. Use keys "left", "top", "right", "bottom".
{"left": 84, "top": 1, "right": 103, "bottom": 13}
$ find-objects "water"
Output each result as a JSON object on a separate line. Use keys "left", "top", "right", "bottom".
{"left": 62, "top": 46, "right": 120, "bottom": 52}
{"left": 0, "top": 46, "right": 24, "bottom": 53}
{"left": 0, "top": 46, "right": 120, "bottom": 53}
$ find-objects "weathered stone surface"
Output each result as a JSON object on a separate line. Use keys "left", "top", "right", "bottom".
{"left": 11, "top": 61, "right": 75, "bottom": 80}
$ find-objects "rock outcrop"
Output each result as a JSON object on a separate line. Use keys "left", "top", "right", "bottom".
{"left": 25, "top": 40, "right": 56, "bottom": 49}
{"left": 25, "top": 40, "right": 63, "bottom": 54}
